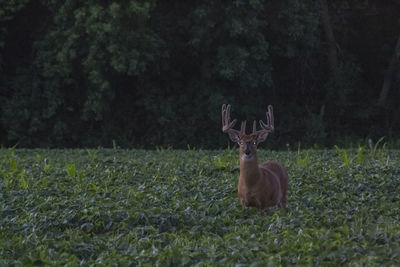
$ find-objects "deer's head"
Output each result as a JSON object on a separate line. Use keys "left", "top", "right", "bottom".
{"left": 222, "top": 104, "right": 274, "bottom": 161}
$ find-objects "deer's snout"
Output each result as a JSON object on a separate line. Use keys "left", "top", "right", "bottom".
{"left": 245, "top": 148, "right": 251, "bottom": 155}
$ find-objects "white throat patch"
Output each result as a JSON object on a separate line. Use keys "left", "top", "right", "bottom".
{"left": 241, "top": 154, "right": 254, "bottom": 161}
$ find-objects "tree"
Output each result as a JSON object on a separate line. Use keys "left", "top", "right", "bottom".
{"left": 1, "top": 0, "right": 400, "bottom": 148}
{"left": 378, "top": 34, "right": 400, "bottom": 106}
{"left": 2, "top": 0, "right": 163, "bottom": 146}
{"left": 319, "top": 0, "right": 338, "bottom": 72}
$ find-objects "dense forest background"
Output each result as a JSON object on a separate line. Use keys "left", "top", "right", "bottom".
{"left": 0, "top": 0, "right": 399, "bottom": 148}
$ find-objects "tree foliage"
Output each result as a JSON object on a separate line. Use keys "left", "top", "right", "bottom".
{"left": 0, "top": 0, "right": 399, "bottom": 148}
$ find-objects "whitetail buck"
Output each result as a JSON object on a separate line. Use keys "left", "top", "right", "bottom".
{"left": 221, "top": 104, "right": 288, "bottom": 214}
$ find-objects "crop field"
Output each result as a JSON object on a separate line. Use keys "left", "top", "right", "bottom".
{"left": 1, "top": 147, "right": 400, "bottom": 265}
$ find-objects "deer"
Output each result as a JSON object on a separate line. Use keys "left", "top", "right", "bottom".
{"left": 221, "top": 104, "right": 288, "bottom": 214}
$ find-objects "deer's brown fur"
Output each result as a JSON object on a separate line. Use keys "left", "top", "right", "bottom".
{"left": 222, "top": 104, "right": 289, "bottom": 214}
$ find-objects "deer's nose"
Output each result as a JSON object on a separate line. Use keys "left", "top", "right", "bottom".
{"left": 245, "top": 149, "right": 251, "bottom": 155}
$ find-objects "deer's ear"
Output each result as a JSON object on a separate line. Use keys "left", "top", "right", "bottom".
{"left": 228, "top": 132, "right": 241, "bottom": 143}
{"left": 256, "top": 131, "right": 269, "bottom": 144}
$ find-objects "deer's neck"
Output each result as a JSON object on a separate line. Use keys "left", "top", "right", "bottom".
{"left": 239, "top": 153, "right": 259, "bottom": 186}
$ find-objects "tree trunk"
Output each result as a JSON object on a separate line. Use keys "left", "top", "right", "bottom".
{"left": 320, "top": 0, "right": 338, "bottom": 72}
{"left": 378, "top": 34, "right": 400, "bottom": 106}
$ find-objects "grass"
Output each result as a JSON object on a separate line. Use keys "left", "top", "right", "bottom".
{"left": 1, "top": 147, "right": 400, "bottom": 265}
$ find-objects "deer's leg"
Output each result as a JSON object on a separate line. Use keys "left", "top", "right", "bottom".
{"left": 254, "top": 199, "right": 266, "bottom": 216}
{"left": 279, "top": 195, "right": 287, "bottom": 209}
{"left": 240, "top": 198, "right": 248, "bottom": 210}
{"left": 259, "top": 208, "right": 266, "bottom": 216}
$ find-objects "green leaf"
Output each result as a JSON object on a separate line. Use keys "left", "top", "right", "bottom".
{"left": 19, "top": 169, "right": 28, "bottom": 189}
{"left": 65, "top": 163, "right": 76, "bottom": 177}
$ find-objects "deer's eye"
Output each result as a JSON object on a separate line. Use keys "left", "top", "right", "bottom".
{"left": 253, "top": 141, "right": 257, "bottom": 145}
{"left": 239, "top": 141, "right": 244, "bottom": 145}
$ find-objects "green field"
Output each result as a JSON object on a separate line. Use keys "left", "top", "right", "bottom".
{"left": 1, "top": 147, "right": 400, "bottom": 265}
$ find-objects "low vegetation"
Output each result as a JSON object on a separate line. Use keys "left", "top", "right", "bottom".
{"left": 1, "top": 147, "right": 400, "bottom": 265}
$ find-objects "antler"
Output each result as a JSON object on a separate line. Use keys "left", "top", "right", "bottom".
{"left": 222, "top": 104, "right": 240, "bottom": 135}
{"left": 223, "top": 104, "right": 274, "bottom": 143}
{"left": 253, "top": 105, "right": 274, "bottom": 135}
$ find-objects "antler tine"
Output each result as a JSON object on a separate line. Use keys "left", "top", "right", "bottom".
{"left": 252, "top": 120, "right": 257, "bottom": 134}
{"left": 268, "top": 105, "right": 274, "bottom": 130}
{"left": 222, "top": 104, "right": 238, "bottom": 133}
{"left": 240, "top": 121, "right": 246, "bottom": 136}
{"left": 259, "top": 105, "right": 274, "bottom": 133}
{"left": 221, "top": 104, "right": 227, "bottom": 128}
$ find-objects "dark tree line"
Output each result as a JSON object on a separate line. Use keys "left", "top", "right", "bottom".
{"left": 1, "top": 0, "right": 399, "bottom": 148}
